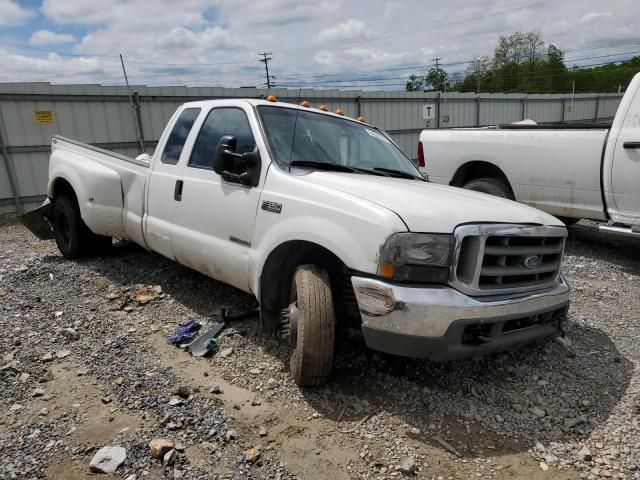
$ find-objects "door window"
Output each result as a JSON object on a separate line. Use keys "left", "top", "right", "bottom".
{"left": 161, "top": 108, "right": 201, "bottom": 164}
{"left": 189, "top": 108, "right": 256, "bottom": 169}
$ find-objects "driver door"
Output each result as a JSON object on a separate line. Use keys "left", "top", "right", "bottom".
{"left": 168, "top": 104, "right": 265, "bottom": 292}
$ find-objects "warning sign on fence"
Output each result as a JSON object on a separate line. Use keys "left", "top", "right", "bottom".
{"left": 34, "top": 111, "right": 55, "bottom": 124}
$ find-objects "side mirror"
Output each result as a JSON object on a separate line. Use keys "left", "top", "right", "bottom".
{"left": 213, "top": 135, "right": 261, "bottom": 187}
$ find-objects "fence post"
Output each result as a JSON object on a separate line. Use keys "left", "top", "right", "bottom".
{"left": 475, "top": 96, "right": 481, "bottom": 127}
{"left": 356, "top": 95, "right": 362, "bottom": 117}
{"left": 561, "top": 98, "right": 566, "bottom": 122}
{"left": 0, "top": 106, "right": 22, "bottom": 214}
{"left": 436, "top": 92, "right": 441, "bottom": 129}
{"left": 594, "top": 95, "right": 600, "bottom": 121}
{"left": 521, "top": 95, "right": 527, "bottom": 120}
{"left": 132, "top": 92, "right": 146, "bottom": 152}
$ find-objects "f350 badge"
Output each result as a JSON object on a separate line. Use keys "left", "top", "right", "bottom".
{"left": 261, "top": 201, "right": 282, "bottom": 214}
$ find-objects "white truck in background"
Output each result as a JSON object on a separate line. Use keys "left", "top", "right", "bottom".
{"left": 419, "top": 71, "right": 640, "bottom": 236}
{"left": 21, "top": 98, "right": 570, "bottom": 386}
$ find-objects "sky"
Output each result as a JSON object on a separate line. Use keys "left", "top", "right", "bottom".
{"left": 0, "top": 0, "right": 638, "bottom": 90}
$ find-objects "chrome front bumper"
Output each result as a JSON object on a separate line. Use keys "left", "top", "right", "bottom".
{"left": 351, "top": 274, "right": 570, "bottom": 360}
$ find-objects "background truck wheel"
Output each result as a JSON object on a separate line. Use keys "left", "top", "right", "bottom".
{"left": 51, "top": 195, "right": 111, "bottom": 259}
{"left": 283, "top": 264, "right": 335, "bottom": 387}
{"left": 463, "top": 177, "right": 514, "bottom": 200}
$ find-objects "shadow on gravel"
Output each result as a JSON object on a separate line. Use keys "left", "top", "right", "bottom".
{"left": 78, "top": 234, "right": 633, "bottom": 459}
{"left": 567, "top": 223, "right": 640, "bottom": 275}
{"left": 299, "top": 321, "right": 633, "bottom": 458}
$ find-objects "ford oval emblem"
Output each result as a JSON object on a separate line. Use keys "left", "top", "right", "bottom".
{"left": 523, "top": 255, "right": 541, "bottom": 269}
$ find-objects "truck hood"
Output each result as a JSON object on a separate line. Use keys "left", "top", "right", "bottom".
{"left": 299, "top": 171, "right": 563, "bottom": 232}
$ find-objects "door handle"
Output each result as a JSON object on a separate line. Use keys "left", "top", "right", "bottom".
{"left": 623, "top": 142, "right": 640, "bottom": 149}
{"left": 174, "top": 180, "right": 184, "bottom": 201}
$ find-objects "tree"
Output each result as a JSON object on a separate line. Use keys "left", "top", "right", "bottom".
{"left": 405, "top": 74, "right": 427, "bottom": 91}
{"left": 425, "top": 66, "right": 449, "bottom": 91}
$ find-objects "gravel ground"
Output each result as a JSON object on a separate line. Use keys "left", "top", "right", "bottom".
{"left": 1, "top": 218, "right": 640, "bottom": 480}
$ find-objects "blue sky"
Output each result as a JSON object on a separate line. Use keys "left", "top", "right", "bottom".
{"left": 0, "top": 0, "right": 638, "bottom": 89}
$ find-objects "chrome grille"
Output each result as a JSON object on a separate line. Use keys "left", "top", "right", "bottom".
{"left": 450, "top": 224, "right": 567, "bottom": 296}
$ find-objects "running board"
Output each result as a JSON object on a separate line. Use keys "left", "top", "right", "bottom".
{"left": 598, "top": 225, "right": 640, "bottom": 239}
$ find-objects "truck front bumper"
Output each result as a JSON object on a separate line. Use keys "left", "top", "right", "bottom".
{"left": 351, "top": 275, "right": 570, "bottom": 361}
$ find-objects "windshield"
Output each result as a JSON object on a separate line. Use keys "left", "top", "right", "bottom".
{"left": 257, "top": 106, "right": 421, "bottom": 177}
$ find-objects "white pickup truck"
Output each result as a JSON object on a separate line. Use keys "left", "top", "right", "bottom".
{"left": 419, "top": 72, "right": 640, "bottom": 236}
{"left": 21, "top": 98, "right": 570, "bottom": 386}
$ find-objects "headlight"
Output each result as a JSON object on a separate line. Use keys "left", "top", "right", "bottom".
{"left": 377, "top": 233, "right": 453, "bottom": 283}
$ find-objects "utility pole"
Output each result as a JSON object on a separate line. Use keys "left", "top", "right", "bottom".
{"left": 258, "top": 52, "right": 273, "bottom": 89}
{"left": 431, "top": 57, "right": 442, "bottom": 70}
{"left": 120, "top": 54, "right": 145, "bottom": 153}
{"left": 475, "top": 60, "right": 481, "bottom": 94}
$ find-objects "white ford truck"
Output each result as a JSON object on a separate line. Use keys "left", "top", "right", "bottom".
{"left": 21, "top": 98, "right": 570, "bottom": 386}
{"left": 419, "top": 72, "right": 640, "bottom": 236}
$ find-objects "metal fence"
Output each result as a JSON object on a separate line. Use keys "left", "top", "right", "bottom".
{"left": 0, "top": 82, "right": 623, "bottom": 214}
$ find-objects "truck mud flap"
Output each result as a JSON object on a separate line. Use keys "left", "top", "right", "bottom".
{"left": 19, "top": 199, "right": 54, "bottom": 240}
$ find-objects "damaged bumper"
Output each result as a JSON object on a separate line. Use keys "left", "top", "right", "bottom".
{"left": 351, "top": 275, "right": 570, "bottom": 361}
{"left": 18, "top": 199, "right": 54, "bottom": 240}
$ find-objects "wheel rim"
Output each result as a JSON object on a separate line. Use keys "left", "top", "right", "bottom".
{"left": 281, "top": 280, "right": 299, "bottom": 350}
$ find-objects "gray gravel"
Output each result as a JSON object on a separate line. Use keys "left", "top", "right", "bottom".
{"left": 1, "top": 218, "right": 640, "bottom": 480}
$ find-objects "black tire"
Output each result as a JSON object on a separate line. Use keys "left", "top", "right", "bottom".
{"left": 288, "top": 265, "right": 335, "bottom": 387}
{"left": 51, "top": 196, "right": 111, "bottom": 259}
{"left": 557, "top": 216, "right": 580, "bottom": 227}
{"left": 463, "top": 177, "right": 514, "bottom": 200}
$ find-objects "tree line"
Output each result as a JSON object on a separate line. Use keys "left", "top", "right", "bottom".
{"left": 406, "top": 31, "right": 640, "bottom": 94}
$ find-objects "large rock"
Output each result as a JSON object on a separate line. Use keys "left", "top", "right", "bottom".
{"left": 89, "top": 446, "right": 126, "bottom": 473}
{"left": 149, "top": 438, "right": 174, "bottom": 459}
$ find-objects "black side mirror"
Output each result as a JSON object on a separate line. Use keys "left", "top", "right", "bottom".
{"left": 213, "top": 135, "right": 261, "bottom": 187}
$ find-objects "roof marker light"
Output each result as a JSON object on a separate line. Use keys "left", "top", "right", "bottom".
{"left": 357, "top": 116, "right": 366, "bottom": 122}
{"left": 319, "top": 104, "right": 328, "bottom": 111}
{"left": 266, "top": 95, "right": 277, "bottom": 102}
{"left": 300, "top": 100, "right": 310, "bottom": 107}
{"left": 335, "top": 108, "right": 344, "bottom": 115}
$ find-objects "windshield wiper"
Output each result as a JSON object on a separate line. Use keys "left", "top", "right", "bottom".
{"left": 372, "top": 167, "right": 425, "bottom": 181}
{"left": 289, "top": 160, "right": 357, "bottom": 173}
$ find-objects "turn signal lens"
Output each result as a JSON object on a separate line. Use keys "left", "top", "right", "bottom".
{"left": 266, "top": 95, "right": 277, "bottom": 102}
{"left": 300, "top": 100, "right": 310, "bottom": 107}
{"left": 417, "top": 141, "right": 425, "bottom": 168}
{"left": 319, "top": 104, "right": 328, "bottom": 111}
{"left": 377, "top": 262, "right": 396, "bottom": 279}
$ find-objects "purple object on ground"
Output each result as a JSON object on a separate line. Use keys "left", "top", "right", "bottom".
{"left": 169, "top": 319, "right": 201, "bottom": 345}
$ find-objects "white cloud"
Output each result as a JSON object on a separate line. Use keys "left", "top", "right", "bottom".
{"left": 0, "top": 0, "right": 34, "bottom": 26}
{"left": 579, "top": 11, "right": 613, "bottom": 23}
{"left": 30, "top": 30, "right": 76, "bottom": 46}
{"left": 317, "top": 19, "right": 369, "bottom": 43}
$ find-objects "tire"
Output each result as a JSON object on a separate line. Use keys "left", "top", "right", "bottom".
{"left": 51, "top": 195, "right": 112, "bottom": 259}
{"left": 463, "top": 177, "right": 514, "bottom": 200}
{"left": 287, "top": 265, "right": 335, "bottom": 387}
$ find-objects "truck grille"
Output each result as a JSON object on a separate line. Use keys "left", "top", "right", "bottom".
{"left": 451, "top": 224, "right": 567, "bottom": 296}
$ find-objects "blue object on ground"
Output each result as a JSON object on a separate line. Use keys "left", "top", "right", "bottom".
{"left": 169, "top": 319, "right": 201, "bottom": 345}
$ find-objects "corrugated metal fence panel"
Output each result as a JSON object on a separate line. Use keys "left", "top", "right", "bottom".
{"left": 0, "top": 82, "right": 625, "bottom": 211}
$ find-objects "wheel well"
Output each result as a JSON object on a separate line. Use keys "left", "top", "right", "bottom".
{"left": 451, "top": 161, "right": 513, "bottom": 194}
{"left": 259, "top": 241, "right": 350, "bottom": 333}
{"left": 51, "top": 178, "right": 77, "bottom": 202}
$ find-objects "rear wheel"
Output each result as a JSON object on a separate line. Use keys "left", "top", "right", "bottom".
{"left": 463, "top": 177, "right": 514, "bottom": 200}
{"left": 282, "top": 265, "right": 335, "bottom": 387}
{"left": 51, "top": 195, "right": 111, "bottom": 259}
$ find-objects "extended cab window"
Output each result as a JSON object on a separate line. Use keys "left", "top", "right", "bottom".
{"left": 161, "top": 108, "right": 201, "bottom": 164}
{"left": 189, "top": 108, "right": 256, "bottom": 169}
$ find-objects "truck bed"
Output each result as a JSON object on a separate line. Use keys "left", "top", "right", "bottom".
{"left": 49, "top": 136, "right": 150, "bottom": 244}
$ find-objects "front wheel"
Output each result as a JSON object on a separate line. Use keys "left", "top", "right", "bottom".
{"left": 463, "top": 177, "right": 514, "bottom": 200}
{"left": 282, "top": 265, "right": 335, "bottom": 387}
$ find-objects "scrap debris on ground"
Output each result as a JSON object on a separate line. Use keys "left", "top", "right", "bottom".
{"left": 1, "top": 218, "right": 639, "bottom": 480}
